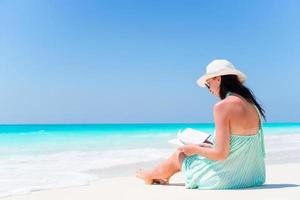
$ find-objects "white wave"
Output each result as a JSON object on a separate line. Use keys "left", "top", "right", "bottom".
{"left": 0, "top": 147, "right": 174, "bottom": 198}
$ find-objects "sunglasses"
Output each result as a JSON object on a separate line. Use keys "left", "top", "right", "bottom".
{"left": 205, "top": 78, "right": 214, "bottom": 89}
{"left": 205, "top": 82, "right": 210, "bottom": 89}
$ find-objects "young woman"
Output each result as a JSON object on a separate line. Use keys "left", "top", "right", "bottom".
{"left": 136, "top": 59, "right": 266, "bottom": 189}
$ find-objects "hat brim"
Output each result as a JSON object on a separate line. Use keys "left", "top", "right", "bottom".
{"left": 196, "top": 68, "right": 247, "bottom": 87}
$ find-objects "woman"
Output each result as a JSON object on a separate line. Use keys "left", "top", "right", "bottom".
{"left": 136, "top": 59, "right": 266, "bottom": 189}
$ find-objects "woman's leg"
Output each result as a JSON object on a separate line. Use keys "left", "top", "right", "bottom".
{"left": 136, "top": 149, "right": 187, "bottom": 184}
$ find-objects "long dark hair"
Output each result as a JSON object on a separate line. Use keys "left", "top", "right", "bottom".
{"left": 219, "top": 75, "right": 266, "bottom": 121}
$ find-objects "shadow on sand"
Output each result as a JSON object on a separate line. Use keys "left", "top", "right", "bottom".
{"left": 241, "top": 183, "right": 300, "bottom": 190}
{"left": 154, "top": 183, "right": 300, "bottom": 189}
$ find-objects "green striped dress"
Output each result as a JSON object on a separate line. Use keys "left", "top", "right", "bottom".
{"left": 181, "top": 92, "right": 266, "bottom": 189}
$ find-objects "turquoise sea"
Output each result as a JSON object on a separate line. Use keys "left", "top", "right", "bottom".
{"left": 1, "top": 123, "right": 300, "bottom": 198}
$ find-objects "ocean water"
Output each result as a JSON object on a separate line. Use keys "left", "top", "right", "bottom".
{"left": 0, "top": 123, "right": 300, "bottom": 198}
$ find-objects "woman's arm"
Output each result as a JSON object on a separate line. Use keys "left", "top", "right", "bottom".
{"left": 178, "top": 102, "right": 231, "bottom": 161}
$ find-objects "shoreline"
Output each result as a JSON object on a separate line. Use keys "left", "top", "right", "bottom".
{"left": 2, "top": 162, "right": 300, "bottom": 200}
{"left": 1, "top": 133, "right": 300, "bottom": 199}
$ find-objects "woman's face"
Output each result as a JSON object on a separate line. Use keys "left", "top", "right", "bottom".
{"left": 205, "top": 76, "right": 221, "bottom": 97}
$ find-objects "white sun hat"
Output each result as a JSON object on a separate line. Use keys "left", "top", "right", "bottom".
{"left": 196, "top": 59, "right": 247, "bottom": 87}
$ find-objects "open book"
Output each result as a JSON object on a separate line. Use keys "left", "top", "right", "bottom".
{"left": 168, "top": 128, "right": 211, "bottom": 147}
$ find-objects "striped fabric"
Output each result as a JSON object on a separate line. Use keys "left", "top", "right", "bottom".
{"left": 181, "top": 92, "right": 266, "bottom": 189}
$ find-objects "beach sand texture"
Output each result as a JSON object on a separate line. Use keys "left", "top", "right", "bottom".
{"left": 3, "top": 163, "right": 300, "bottom": 200}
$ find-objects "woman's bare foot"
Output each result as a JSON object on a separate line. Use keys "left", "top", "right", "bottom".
{"left": 135, "top": 169, "right": 169, "bottom": 185}
{"left": 152, "top": 178, "right": 169, "bottom": 185}
{"left": 136, "top": 169, "right": 153, "bottom": 184}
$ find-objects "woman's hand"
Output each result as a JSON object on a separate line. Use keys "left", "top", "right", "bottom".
{"left": 178, "top": 144, "right": 200, "bottom": 156}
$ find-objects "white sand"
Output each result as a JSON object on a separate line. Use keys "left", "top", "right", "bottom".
{"left": 3, "top": 163, "right": 300, "bottom": 200}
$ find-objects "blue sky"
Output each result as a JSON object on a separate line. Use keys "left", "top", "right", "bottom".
{"left": 0, "top": 0, "right": 299, "bottom": 124}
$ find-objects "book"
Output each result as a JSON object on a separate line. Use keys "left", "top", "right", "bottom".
{"left": 168, "top": 128, "right": 211, "bottom": 147}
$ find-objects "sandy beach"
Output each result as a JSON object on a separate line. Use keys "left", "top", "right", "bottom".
{"left": 3, "top": 163, "right": 300, "bottom": 200}
{"left": 2, "top": 132, "right": 300, "bottom": 200}
{"left": 1, "top": 128, "right": 300, "bottom": 199}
